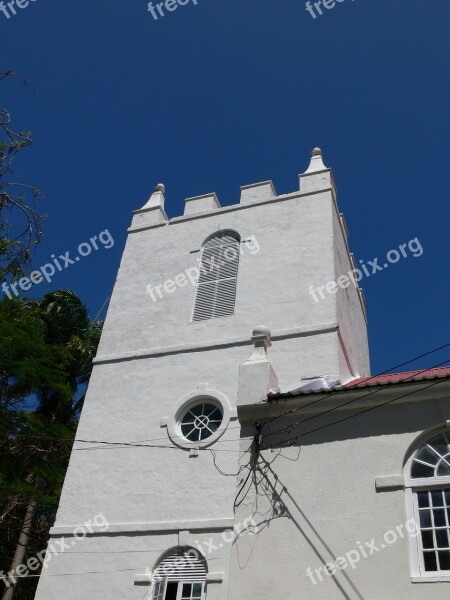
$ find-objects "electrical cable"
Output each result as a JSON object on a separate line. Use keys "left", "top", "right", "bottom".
{"left": 261, "top": 358, "right": 450, "bottom": 442}
{"left": 261, "top": 374, "right": 450, "bottom": 450}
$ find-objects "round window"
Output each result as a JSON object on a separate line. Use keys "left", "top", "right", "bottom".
{"left": 180, "top": 403, "right": 223, "bottom": 442}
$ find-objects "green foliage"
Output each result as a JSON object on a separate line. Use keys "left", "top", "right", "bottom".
{"left": 0, "top": 299, "right": 72, "bottom": 411}
{"left": 0, "top": 291, "right": 102, "bottom": 598}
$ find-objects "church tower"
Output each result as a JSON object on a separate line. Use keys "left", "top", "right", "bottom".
{"left": 35, "top": 148, "right": 369, "bottom": 600}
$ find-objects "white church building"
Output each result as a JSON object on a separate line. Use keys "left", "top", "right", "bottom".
{"left": 35, "top": 149, "right": 450, "bottom": 599}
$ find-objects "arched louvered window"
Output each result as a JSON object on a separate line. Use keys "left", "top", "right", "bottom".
{"left": 152, "top": 547, "right": 207, "bottom": 600}
{"left": 404, "top": 429, "right": 450, "bottom": 579}
{"left": 192, "top": 232, "right": 240, "bottom": 321}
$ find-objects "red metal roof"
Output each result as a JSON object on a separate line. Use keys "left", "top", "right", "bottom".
{"left": 345, "top": 366, "right": 450, "bottom": 388}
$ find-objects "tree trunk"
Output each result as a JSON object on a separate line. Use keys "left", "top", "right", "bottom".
{"left": 2, "top": 499, "right": 37, "bottom": 600}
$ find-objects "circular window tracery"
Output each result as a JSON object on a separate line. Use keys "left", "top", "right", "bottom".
{"left": 180, "top": 403, "right": 223, "bottom": 442}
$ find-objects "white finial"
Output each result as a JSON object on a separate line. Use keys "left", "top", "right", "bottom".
{"left": 246, "top": 325, "right": 272, "bottom": 363}
{"left": 303, "top": 146, "right": 327, "bottom": 174}
{"left": 140, "top": 183, "right": 166, "bottom": 211}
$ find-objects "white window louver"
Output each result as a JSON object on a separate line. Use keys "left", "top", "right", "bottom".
{"left": 152, "top": 548, "right": 207, "bottom": 599}
{"left": 153, "top": 548, "right": 207, "bottom": 583}
{"left": 192, "top": 233, "right": 240, "bottom": 321}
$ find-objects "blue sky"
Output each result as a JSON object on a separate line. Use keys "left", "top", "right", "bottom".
{"left": 1, "top": 0, "right": 449, "bottom": 375}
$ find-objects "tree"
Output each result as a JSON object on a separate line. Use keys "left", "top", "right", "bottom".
{"left": 0, "top": 292, "right": 102, "bottom": 599}
{"left": 0, "top": 71, "right": 44, "bottom": 284}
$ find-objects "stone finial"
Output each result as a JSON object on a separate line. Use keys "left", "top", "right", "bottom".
{"left": 303, "top": 147, "right": 327, "bottom": 174}
{"left": 299, "top": 147, "right": 336, "bottom": 195}
{"left": 237, "top": 326, "right": 279, "bottom": 409}
{"left": 140, "top": 184, "right": 166, "bottom": 211}
{"left": 129, "top": 182, "right": 168, "bottom": 231}
{"left": 247, "top": 325, "right": 272, "bottom": 362}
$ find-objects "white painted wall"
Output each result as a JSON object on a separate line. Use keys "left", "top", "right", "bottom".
{"left": 231, "top": 381, "right": 450, "bottom": 599}
{"left": 35, "top": 150, "right": 370, "bottom": 599}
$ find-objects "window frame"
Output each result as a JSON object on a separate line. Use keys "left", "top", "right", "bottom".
{"left": 153, "top": 578, "right": 168, "bottom": 600}
{"left": 178, "top": 581, "right": 205, "bottom": 600}
{"left": 191, "top": 231, "right": 241, "bottom": 322}
{"left": 163, "top": 385, "right": 237, "bottom": 450}
{"left": 151, "top": 548, "right": 207, "bottom": 600}
{"left": 179, "top": 401, "right": 224, "bottom": 443}
{"left": 404, "top": 428, "right": 450, "bottom": 582}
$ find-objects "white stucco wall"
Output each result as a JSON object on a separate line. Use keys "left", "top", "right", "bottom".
{"left": 35, "top": 154, "right": 371, "bottom": 599}
{"left": 332, "top": 206, "right": 370, "bottom": 380}
{"left": 230, "top": 394, "right": 450, "bottom": 600}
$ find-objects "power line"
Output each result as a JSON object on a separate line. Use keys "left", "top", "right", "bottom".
{"left": 0, "top": 553, "right": 232, "bottom": 581}
{"left": 261, "top": 358, "right": 450, "bottom": 443}
{"left": 261, "top": 340, "right": 450, "bottom": 426}
{"left": 261, "top": 372, "right": 450, "bottom": 451}
{"left": 0, "top": 432, "right": 249, "bottom": 453}
{"left": 2, "top": 340, "right": 450, "bottom": 454}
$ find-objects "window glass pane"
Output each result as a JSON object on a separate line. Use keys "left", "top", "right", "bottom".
{"left": 417, "top": 491, "right": 429, "bottom": 508}
{"left": 434, "top": 509, "right": 446, "bottom": 527}
{"left": 208, "top": 408, "right": 222, "bottom": 421}
{"left": 415, "top": 446, "right": 440, "bottom": 465}
{"left": 431, "top": 490, "right": 444, "bottom": 507}
{"left": 153, "top": 581, "right": 161, "bottom": 599}
{"left": 438, "top": 550, "right": 450, "bottom": 571}
{"left": 181, "top": 424, "right": 195, "bottom": 437}
{"left": 181, "top": 403, "right": 223, "bottom": 442}
{"left": 189, "top": 405, "right": 204, "bottom": 417}
{"left": 200, "top": 428, "right": 211, "bottom": 440}
{"left": 445, "top": 489, "right": 450, "bottom": 506}
{"left": 192, "top": 583, "right": 202, "bottom": 597}
{"left": 428, "top": 434, "right": 450, "bottom": 456}
{"left": 412, "top": 461, "right": 435, "bottom": 478}
{"left": 436, "top": 529, "right": 450, "bottom": 549}
{"left": 421, "top": 530, "right": 434, "bottom": 549}
{"left": 424, "top": 551, "right": 438, "bottom": 571}
{"left": 420, "top": 510, "right": 432, "bottom": 528}
{"left": 437, "top": 461, "right": 450, "bottom": 476}
{"left": 182, "top": 583, "right": 192, "bottom": 598}
{"left": 165, "top": 582, "right": 178, "bottom": 600}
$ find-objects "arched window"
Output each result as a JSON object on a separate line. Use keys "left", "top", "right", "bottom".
{"left": 404, "top": 429, "right": 450, "bottom": 578}
{"left": 152, "top": 547, "right": 207, "bottom": 600}
{"left": 192, "top": 232, "right": 240, "bottom": 321}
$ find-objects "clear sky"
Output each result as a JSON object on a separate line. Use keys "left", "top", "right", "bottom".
{"left": 1, "top": 0, "right": 449, "bottom": 376}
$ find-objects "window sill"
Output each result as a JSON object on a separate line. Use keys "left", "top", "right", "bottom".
{"left": 411, "top": 576, "right": 450, "bottom": 583}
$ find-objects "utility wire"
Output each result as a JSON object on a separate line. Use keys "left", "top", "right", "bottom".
{"left": 261, "top": 371, "right": 450, "bottom": 451}
{"left": 261, "top": 358, "right": 450, "bottom": 442}
{"left": 261, "top": 340, "right": 450, "bottom": 426}
{"left": 2, "top": 341, "right": 450, "bottom": 453}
